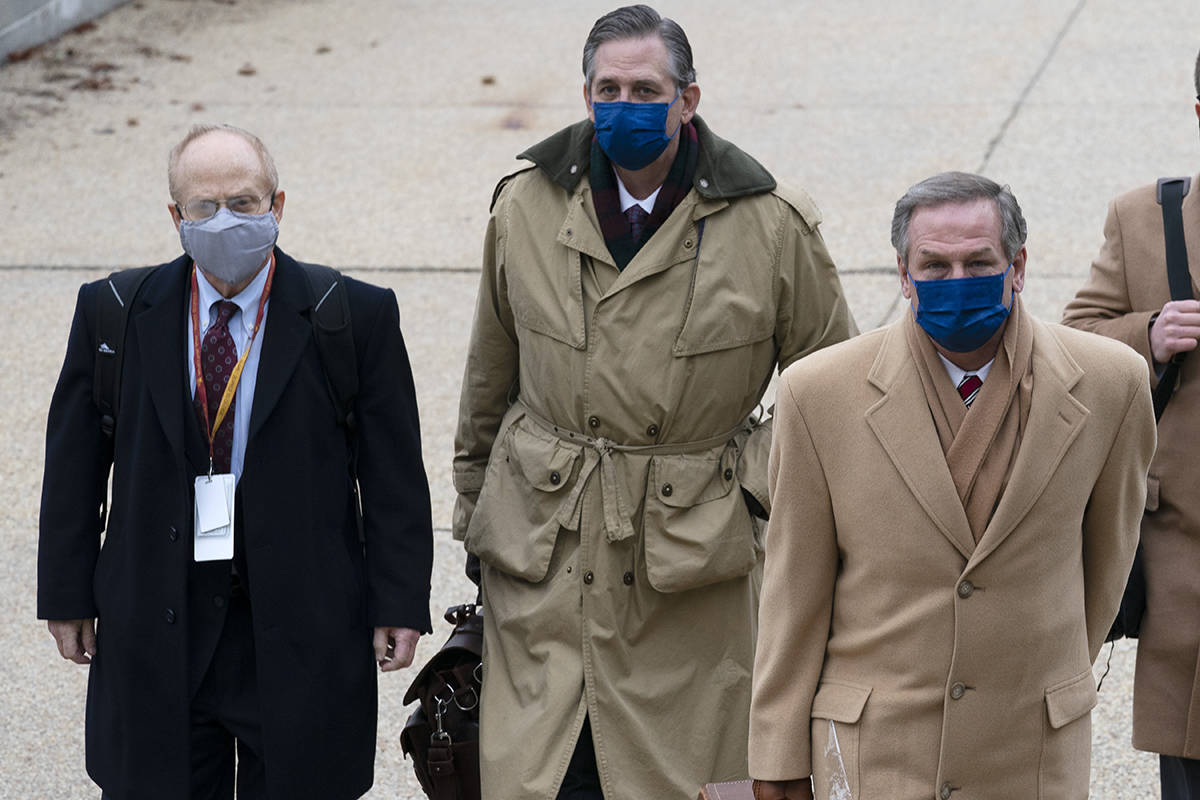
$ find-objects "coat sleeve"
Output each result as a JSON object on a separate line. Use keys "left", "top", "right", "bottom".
{"left": 748, "top": 373, "right": 837, "bottom": 781}
{"left": 452, "top": 188, "right": 520, "bottom": 541}
{"left": 38, "top": 283, "right": 112, "bottom": 621}
{"left": 353, "top": 284, "right": 434, "bottom": 632}
{"left": 1061, "top": 198, "right": 1158, "bottom": 379}
{"left": 738, "top": 196, "right": 858, "bottom": 516}
{"left": 1081, "top": 359, "right": 1156, "bottom": 659}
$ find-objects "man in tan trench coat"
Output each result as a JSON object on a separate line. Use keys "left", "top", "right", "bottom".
{"left": 1061, "top": 49, "right": 1200, "bottom": 799}
{"left": 750, "top": 172, "right": 1156, "bottom": 800}
{"left": 453, "top": 5, "right": 856, "bottom": 799}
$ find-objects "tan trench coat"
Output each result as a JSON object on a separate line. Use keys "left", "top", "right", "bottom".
{"left": 453, "top": 117, "right": 856, "bottom": 799}
{"left": 1062, "top": 174, "right": 1200, "bottom": 758}
{"left": 749, "top": 316, "right": 1156, "bottom": 799}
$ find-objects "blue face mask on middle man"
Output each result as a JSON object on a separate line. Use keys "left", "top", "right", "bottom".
{"left": 592, "top": 91, "right": 682, "bottom": 171}
{"left": 911, "top": 264, "right": 1014, "bottom": 353}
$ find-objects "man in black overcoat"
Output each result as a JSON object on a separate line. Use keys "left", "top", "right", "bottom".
{"left": 37, "top": 123, "right": 434, "bottom": 800}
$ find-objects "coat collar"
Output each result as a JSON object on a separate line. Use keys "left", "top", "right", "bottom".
{"left": 130, "top": 248, "right": 316, "bottom": 471}
{"left": 516, "top": 114, "right": 777, "bottom": 201}
{"left": 865, "top": 315, "right": 1088, "bottom": 563}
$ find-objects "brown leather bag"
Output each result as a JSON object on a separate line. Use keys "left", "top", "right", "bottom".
{"left": 401, "top": 604, "right": 483, "bottom": 800}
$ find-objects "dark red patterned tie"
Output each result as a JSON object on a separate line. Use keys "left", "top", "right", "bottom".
{"left": 626, "top": 204, "right": 649, "bottom": 242}
{"left": 957, "top": 374, "right": 982, "bottom": 408}
{"left": 195, "top": 300, "right": 239, "bottom": 472}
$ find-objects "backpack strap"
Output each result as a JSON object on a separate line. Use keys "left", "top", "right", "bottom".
{"left": 93, "top": 266, "right": 157, "bottom": 439}
{"left": 1153, "top": 177, "right": 1194, "bottom": 421}
{"left": 299, "top": 262, "right": 364, "bottom": 542}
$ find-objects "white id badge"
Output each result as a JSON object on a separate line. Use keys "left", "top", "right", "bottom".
{"left": 194, "top": 473, "right": 236, "bottom": 561}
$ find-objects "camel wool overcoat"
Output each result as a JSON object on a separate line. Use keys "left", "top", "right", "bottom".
{"left": 750, "top": 315, "right": 1155, "bottom": 800}
{"left": 453, "top": 116, "right": 856, "bottom": 799}
{"left": 1062, "top": 173, "right": 1200, "bottom": 758}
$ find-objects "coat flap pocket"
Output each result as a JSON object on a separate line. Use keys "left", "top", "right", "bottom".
{"left": 810, "top": 681, "right": 872, "bottom": 723}
{"left": 511, "top": 426, "right": 579, "bottom": 493}
{"left": 652, "top": 449, "right": 735, "bottom": 508}
{"left": 1044, "top": 671, "right": 1097, "bottom": 729}
{"left": 1145, "top": 474, "right": 1160, "bottom": 513}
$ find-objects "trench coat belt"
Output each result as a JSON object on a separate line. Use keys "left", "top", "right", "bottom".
{"left": 515, "top": 401, "right": 752, "bottom": 544}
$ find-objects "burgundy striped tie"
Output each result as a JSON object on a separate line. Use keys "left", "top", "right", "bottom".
{"left": 957, "top": 374, "right": 982, "bottom": 408}
{"left": 195, "top": 300, "right": 239, "bottom": 472}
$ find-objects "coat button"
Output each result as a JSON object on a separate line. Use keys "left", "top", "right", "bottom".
{"left": 213, "top": 595, "right": 226, "bottom": 609}
{"left": 623, "top": 571, "right": 634, "bottom": 586}
{"left": 588, "top": 416, "right": 600, "bottom": 429}
{"left": 570, "top": 164, "right": 578, "bottom": 174}
{"left": 583, "top": 571, "right": 594, "bottom": 585}
{"left": 164, "top": 608, "right": 176, "bottom": 624}
{"left": 950, "top": 682, "right": 966, "bottom": 700}
{"left": 723, "top": 468, "right": 733, "bottom": 481}
{"left": 940, "top": 782, "right": 953, "bottom": 799}
{"left": 550, "top": 471, "right": 561, "bottom": 485}
{"left": 662, "top": 483, "right": 674, "bottom": 497}
{"left": 168, "top": 525, "right": 178, "bottom": 542}
{"left": 684, "top": 239, "right": 694, "bottom": 248}
{"left": 698, "top": 178, "right": 710, "bottom": 189}
{"left": 646, "top": 424, "right": 659, "bottom": 437}
{"left": 957, "top": 580, "right": 975, "bottom": 598}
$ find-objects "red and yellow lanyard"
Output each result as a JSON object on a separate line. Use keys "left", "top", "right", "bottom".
{"left": 190, "top": 255, "right": 276, "bottom": 474}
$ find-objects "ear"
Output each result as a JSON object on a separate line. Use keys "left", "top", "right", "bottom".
{"left": 679, "top": 82, "right": 701, "bottom": 124}
{"left": 271, "top": 189, "right": 286, "bottom": 224}
{"left": 1010, "top": 246, "right": 1027, "bottom": 293}
{"left": 898, "top": 253, "right": 914, "bottom": 300}
{"left": 169, "top": 202, "right": 182, "bottom": 232}
{"left": 584, "top": 82, "right": 595, "bottom": 124}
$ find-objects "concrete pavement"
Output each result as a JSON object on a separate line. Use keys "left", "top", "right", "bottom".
{"left": 3, "top": 0, "right": 1199, "bottom": 796}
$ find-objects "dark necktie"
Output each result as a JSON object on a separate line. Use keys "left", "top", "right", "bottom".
{"left": 195, "top": 300, "right": 239, "bottom": 473}
{"left": 957, "top": 374, "right": 982, "bottom": 408}
{"left": 626, "top": 204, "right": 649, "bottom": 242}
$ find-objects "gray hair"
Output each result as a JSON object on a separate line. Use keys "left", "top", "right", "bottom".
{"left": 1194, "top": 46, "right": 1200, "bottom": 96}
{"left": 890, "top": 171, "right": 1027, "bottom": 266}
{"left": 167, "top": 123, "right": 279, "bottom": 201}
{"left": 582, "top": 5, "right": 696, "bottom": 92}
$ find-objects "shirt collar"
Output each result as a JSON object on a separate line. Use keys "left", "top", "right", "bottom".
{"left": 194, "top": 256, "right": 272, "bottom": 337}
{"left": 937, "top": 352, "right": 994, "bottom": 387}
{"left": 615, "top": 172, "right": 660, "bottom": 214}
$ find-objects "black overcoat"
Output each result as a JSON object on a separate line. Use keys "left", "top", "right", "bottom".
{"left": 38, "top": 250, "right": 434, "bottom": 800}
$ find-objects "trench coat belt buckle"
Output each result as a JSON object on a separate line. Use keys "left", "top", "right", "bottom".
{"left": 514, "top": 401, "right": 752, "bottom": 544}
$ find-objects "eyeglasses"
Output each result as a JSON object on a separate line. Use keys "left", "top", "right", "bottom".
{"left": 177, "top": 192, "right": 274, "bottom": 221}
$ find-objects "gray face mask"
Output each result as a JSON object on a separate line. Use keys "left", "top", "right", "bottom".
{"left": 179, "top": 208, "right": 279, "bottom": 287}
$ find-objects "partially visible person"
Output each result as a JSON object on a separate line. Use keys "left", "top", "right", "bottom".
{"left": 453, "top": 5, "right": 856, "bottom": 798}
{"left": 38, "top": 123, "right": 433, "bottom": 799}
{"left": 751, "top": 172, "right": 1155, "bottom": 799}
{"left": 1061, "top": 48, "right": 1200, "bottom": 799}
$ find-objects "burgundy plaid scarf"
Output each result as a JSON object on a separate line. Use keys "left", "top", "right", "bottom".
{"left": 590, "top": 121, "right": 698, "bottom": 270}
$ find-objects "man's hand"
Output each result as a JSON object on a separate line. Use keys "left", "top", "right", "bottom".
{"left": 1150, "top": 299, "right": 1200, "bottom": 364}
{"left": 373, "top": 626, "right": 420, "bottom": 672}
{"left": 48, "top": 619, "right": 96, "bottom": 664}
{"left": 751, "top": 779, "right": 813, "bottom": 800}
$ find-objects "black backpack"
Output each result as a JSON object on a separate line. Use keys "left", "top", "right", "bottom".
{"left": 1105, "top": 176, "right": 1194, "bottom": 643}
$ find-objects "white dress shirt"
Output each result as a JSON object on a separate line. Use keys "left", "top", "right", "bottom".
{"left": 938, "top": 352, "right": 994, "bottom": 388}
{"left": 616, "top": 173, "right": 660, "bottom": 214}
{"left": 186, "top": 261, "right": 271, "bottom": 480}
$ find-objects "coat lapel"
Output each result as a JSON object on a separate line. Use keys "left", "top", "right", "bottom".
{"left": 246, "top": 249, "right": 313, "bottom": 444}
{"left": 970, "top": 320, "right": 1088, "bottom": 564}
{"left": 865, "top": 323, "right": 976, "bottom": 558}
{"left": 131, "top": 256, "right": 197, "bottom": 472}
{"left": 1185, "top": 171, "right": 1200, "bottom": 295}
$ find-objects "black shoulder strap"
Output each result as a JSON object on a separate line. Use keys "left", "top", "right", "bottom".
{"left": 299, "top": 262, "right": 359, "bottom": 433}
{"left": 1153, "top": 177, "right": 1194, "bottom": 421}
{"left": 93, "top": 266, "right": 157, "bottom": 439}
